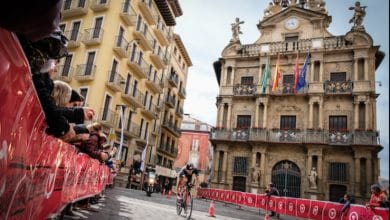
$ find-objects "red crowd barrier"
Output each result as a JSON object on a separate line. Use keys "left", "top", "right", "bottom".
{"left": 198, "top": 188, "right": 389, "bottom": 220}
{"left": 0, "top": 27, "right": 110, "bottom": 219}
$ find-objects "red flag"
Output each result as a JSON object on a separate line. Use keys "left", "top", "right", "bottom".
{"left": 294, "top": 51, "right": 300, "bottom": 93}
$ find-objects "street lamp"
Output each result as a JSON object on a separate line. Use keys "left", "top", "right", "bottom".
{"left": 115, "top": 104, "right": 127, "bottom": 161}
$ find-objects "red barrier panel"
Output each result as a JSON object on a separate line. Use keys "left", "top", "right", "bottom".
{"left": 0, "top": 27, "right": 110, "bottom": 219}
{"left": 199, "top": 188, "right": 389, "bottom": 220}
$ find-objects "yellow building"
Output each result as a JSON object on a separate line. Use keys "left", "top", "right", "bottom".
{"left": 210, "top": 1, "right": 384, "bottom": 204}
{"left": 59, "top": 0, "right": 192, "bottom": 187}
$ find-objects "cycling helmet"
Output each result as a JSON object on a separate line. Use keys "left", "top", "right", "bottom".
{"left": 186, "top": 162, "right": 194, "bottom": 170}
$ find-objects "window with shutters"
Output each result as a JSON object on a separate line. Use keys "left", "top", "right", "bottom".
{"left": 237, "top": 115, "right": 251, "bottom": 129}
{"left": 280, "top": 115, "right": 296, "bottom": 130}
{"left": 330, "top": 72, "right": 346, "bottom": 82}
{"left": 328, "top": 162, "right": 348, "bottom": 182}
{"left": 329, "top": 116, "right": 347, "bottom": 131}
{"left": 241, "top": 76, "right": 253, "bottom": 85}
{"left": 233, "top": 157, "right": 248, "bottom": 175}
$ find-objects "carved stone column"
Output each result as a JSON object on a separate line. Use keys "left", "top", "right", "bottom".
{"left": 319, "top": 60, "right": 324, "bottom": 82}
{"left": 366, "top": 157, "right": 372, "bottom": 197}
{"left": 213, "top": 150, "right": 220, "bottom": 182}
{"left": 354, "top": 157, "right": 361, "bottom": 196}
{"left": 310, "top": 59, "right": 315, "bottom": 82}
{"left": 260, "top": 152, "right": 266, "bottom": 189}
{"left": 354, "top": 58, "right": 358, "bottom": 80}
{"left": 364, "top": 58, "right": 369, "bottom": 80}
{"left": 221, "top": 151, "right": 228, "bottom": 183}
{"left": 319, "top": 99, "right": 323, "bottom": 129}
{"left": 255, "top": 100, "right": 260, "bottom": 127}
{"left": 365, "top": 100, "right": 370, "bottom": 130}
{"left": 227, "top": 103, "right": 232, "bottom": 129}
{"left": 263, "top": 103, "right": 268, "bottom": 128}
{"left": 218, "top": 103, "right": 224, "bottom": 127}
{"left": 354, "top": 101, "right": 359, "bottom": 129}
{"left": 309, "top": 102, "right": 313, "bottom": 128}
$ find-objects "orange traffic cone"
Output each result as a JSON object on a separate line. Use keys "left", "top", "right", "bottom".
{"left": 166, "top": 190, "right": 172, "bottom": 199}
{"left": 208, "top": 200, "right": 216, "bottom": 217}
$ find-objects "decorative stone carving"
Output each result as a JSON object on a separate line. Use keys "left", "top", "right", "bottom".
{"left": 349, "top": 1, "right": 366, "bottom": 31}
{"left": 231, "top": 17, "right": 244, "bottom": 43}
{"left": 308, "top": 167, "right": 318, "bottom": 189}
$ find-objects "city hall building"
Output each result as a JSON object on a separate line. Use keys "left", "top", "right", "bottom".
{"left": 210, "top": 0, "right": 384, "bottom": 204}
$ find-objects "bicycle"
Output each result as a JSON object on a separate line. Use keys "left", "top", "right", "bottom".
{"left": 176, "top": 183, "right": 194, "bottom": 219}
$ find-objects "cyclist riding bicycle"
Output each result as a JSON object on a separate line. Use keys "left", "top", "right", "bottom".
{"left": 176, "top": 162, "right": 199, "bottom": 200}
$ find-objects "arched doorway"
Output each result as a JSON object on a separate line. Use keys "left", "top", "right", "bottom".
{"left": 271, "top": 160, "right": 301, "bottom": 198}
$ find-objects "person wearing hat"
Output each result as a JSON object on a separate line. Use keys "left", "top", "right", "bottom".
{"left": 366, "top": 184, "right": 387, "bottom": 208}
{"left": 68, "top": 89, "right": 85, "bottom": 107}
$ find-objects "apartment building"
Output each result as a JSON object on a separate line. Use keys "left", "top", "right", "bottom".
{"left": 210, "top": 0, "right": 384, "bottom": 203}
{"left": 59, "top": 0, "right": 191, "bottom": 186}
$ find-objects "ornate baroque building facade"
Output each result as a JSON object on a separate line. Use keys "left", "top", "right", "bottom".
{"left": 210, "top": 0, "right": 384, "bottom": 203}
{"left": 59, "top": 0, "right": 191, "bottom": 187}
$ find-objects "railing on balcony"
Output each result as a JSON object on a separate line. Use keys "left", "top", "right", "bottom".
{"left": 120, "top": 1, "right": 137, "bottom": 26}
{"left": 167, "top": 73, "right": 179, "bottom": 87}
{"left": 90, "top": 0, "right": 110, "bottom": 11}
{"left": 165, "top": 95, "right": 176, "bottom": 108}
{"left": 122, "top": 87, "right": 144, "bottom": 108}
{"left": 138, "top": 0, "right": 157, "bottom": 25}
{"left": 113, "top": 35, "right": 130, "bottom": 58}
{"left": 150, "top": 45, "right": 165, "bottom": 68}
{"left": 63, "top": 30, "right": 82, "bottom": 48}
{"left": 163, "top": 51, "right": 171, "bottom": 65}
{"left": 269, "top": 129, "right": 303, "bottom": 143}
{"left": 146, "top": 70, "right": 162, "bottom": 93}
{"left": 233, "top": 84, "right": 256, "bottom": 96}
{"left": 324, "top": 81, "right": 353, "bottom": 94}
{"left": 106, "top": 71, "right": 125, "bottom": 92}
{"left": 99, "top": 108, "right": 117, "bottom": 127}
{"left": 162, "top": 121, "right": 180, "bottom": 136}
{"left": 126, "top": 122, "right": 141, "bottom": 138}
{"left": 128, "top": 50, "right": 148, "bottom": 78}
{"left": 134, "top": 23, "right": 154, "bottom": 51}
{"left": 211, "top": 128, "right": 378, "bottom": 145}
{"left": 83, "top": 28, "right": 104, "bottom": 45}
{"left": 241, "top": 36, "right": 348, "bottom": 56}
{"left": 57, "top": 65, "right": 74, "bottom": 82}
{"left": 154, "top": 19, "right": 169, "bottom": 46}
{"left": 178, "top": 87, "right": 186, "bottom": 98}
{"left": 74, "top": 64, "right": 96, "bottom": 81}
{"left": 62, "top": 0, "right": 89, "bottom": 18}
{"left": 176, "top": 106, "right": 184, "bottom": 117}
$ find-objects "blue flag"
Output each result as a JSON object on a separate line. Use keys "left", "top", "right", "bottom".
{"left": 296, "top": 52, "right": 311, "bottom": 92}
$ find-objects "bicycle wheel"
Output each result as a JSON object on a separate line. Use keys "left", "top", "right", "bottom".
{"left": 184, "top": 193, "right": 193, "bottom": 220}
{"left": 176, "top": 197, "right": 183, "bottom": 215}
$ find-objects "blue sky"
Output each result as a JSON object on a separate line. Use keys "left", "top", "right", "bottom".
{"left": 175, "top": 0, "right": 389, "bottom": 179}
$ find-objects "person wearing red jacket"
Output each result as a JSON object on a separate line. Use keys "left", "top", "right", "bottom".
{"left": 366, "top": 184, "right": 387, "bottom": 208}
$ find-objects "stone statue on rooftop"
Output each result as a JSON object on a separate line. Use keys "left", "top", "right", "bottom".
{"left": 349, "top": 1, "right": 366, "bottom": 30}
{"left": 231, "top": 17, "right": 244, "bottom": 43}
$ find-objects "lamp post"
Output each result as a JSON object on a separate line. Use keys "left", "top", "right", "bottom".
{"left": 115, "top": 104, "right": 127, "bottom": 161}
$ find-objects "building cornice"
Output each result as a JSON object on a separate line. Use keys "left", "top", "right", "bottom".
{"left": 174, "top": 34, "right": 193, "bottom": 66}
{"left": 154, "top": 0, "right": 183, "bottom": 26}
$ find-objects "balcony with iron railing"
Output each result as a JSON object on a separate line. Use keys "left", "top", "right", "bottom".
{"left": 133, "top": 23, "right": 154, "bottom": 51}
{"left": 240, "top": 36, "right": 348, "bottom": 57}
{"left": 167, "top": 73, "right": 179, "bottom": 87}
{"left": 164, "top": 95, "right": 176, "bottom": 109}
{"left": 141, "top": 103, "right": 158, "bottom": 120}
{"left": 106, "top": 71, "right": 125, "bottom": 92}
{"left": 98, "top": 108, "right": 117, "bottom": 128}
{"left": 233, "top": 84, "right": 256, "bottom": 96}
{"left": 127, "top": 50, "right": 148, "bottom": 79}
{"left": 149, "top": 45, "right": 165, "bottom": 69}
{"left": 175, "top": 106, "right": 184, "bottom": 118}
{"left": 162, "top": 121, "right": 181, "bottom": 137}
{"left": 125, "top": 122, "right": 141, "bottom": 138}
{"left": 56, "top": 65, "right": 74, "bottom": 82}
{"left": 352, "top": 81, "right": 372, "bottom": 93}
{"left": 211, "top": 128, "right": 379, "bottom": 146}
{"left": 121, "top": 87, "right": 144, "bottom": 108}
{"left": 113, "top": 35, "right": 130, "bottom": 58}
{"left": 324, "top": 81, "right": 353, "bottom": 94}
{"left": 163, "top": 51, "right": 171, "bottom": 65}
{"left": 158, "top": 143, "right": 178, "bottom": 157}
{"left": 153, "top": 20, "right": 169, "bottom": 46}
{"left": 178, "top": 87, "right": 186, "bottom": 99}
{"left": 74, "top": 64, "right": 96, "bottom": 81}
{"left": 120, "top": 1, "right": 137, "bottom": 26}
{"left": 137, "top": 0, "right": 157, "bottom": 25}
{"left": 82, "top": 28, "right": 104, "bottom": 45}
{"left": 63, "top": 30, "right": 82, "bottom": 48}
{"left": 61, "top": 0, "right": 89, "bottom": 18}
{"left": 145, "top": 70, "right": 163, "bottom": 93}
{"left": 90, "top": 0, "right": 110, "bottom": 11}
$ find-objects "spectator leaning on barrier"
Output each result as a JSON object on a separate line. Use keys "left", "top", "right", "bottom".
{"left": 266, "top": 183, "right": 280, "bottom": 218}
{"left": 366, "top": 184, "right": 387, "bottom": 208}
{"left": 339, "top": 194, "right": 353, "bottom": 213}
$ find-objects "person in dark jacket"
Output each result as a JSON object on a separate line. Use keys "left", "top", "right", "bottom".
{"left": 266, "top": 183, "right": 280, "bottom": 218}
{"left": 339, "top": 194, "right": 353, "bottom": 213}
{"left": 77, "top": 123, "right": 109, "bottom": 161}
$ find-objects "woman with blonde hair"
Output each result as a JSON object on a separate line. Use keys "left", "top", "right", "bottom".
{"left": 52, "top": 80, "right": 72, "bottom": 107}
